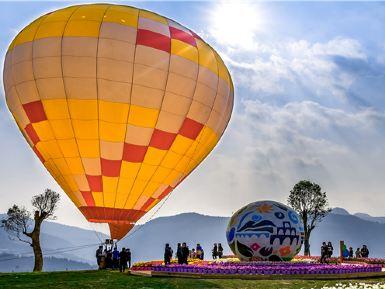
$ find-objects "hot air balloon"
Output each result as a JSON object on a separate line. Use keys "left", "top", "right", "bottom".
{"left": 3, "top": 4, "right": 234, "bottom": 240}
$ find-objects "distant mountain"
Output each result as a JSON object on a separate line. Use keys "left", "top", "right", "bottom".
{"left": 119, "top": 212, "right": 229, "bottom": 262}
{"left": 0, "top": 253, "right": 94, "bottom": 272}
{"left": 118, "top": 211, "right": 385, "bottom": 261}
{"left": 2, "top": 209, "right": 385, "bottom": 272}
{"left": 354, "top": 213, "right": 385, "bottom": 224}
{"left": 331, "top": 207, "right": 350, "bottom": 215}
{"left": 0, "top": 213, "right": 107, "bottom": 265}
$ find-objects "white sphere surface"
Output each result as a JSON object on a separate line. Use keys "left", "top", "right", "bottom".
{"left": 226, "top": 200, "right": 304, "bottom": 261}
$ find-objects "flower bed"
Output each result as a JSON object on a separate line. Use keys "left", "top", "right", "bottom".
{"left": 152, "top": 263, "right": 382, "bottom": 275}
{"left": 132, "top": 259, "right": 207, "bottom": 271}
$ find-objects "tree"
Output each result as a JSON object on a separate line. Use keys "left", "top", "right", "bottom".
{"left": 1, "top": 189, "right": 60, "bottom": 272}
{"left": 287, "top": 180, "right": 331, "bottom": 256}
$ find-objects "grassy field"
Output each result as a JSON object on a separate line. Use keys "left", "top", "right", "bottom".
{"left": 1, "top": 270, "right": 385, "bottom": 289}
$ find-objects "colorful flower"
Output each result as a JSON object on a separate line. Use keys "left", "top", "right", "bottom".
{"left": 256, "top": 203, "right": 273, "bottom": 213}
{"left": 279, "top": 246, "right": 291, "bottom": 257}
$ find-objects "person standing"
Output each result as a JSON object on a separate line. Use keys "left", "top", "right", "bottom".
{"left": 355, "top": 247, "right": 361, "bottom": 258}
{"left": 181, "top": 242, "right": 189, "bottom": 264}
{"left": 189, "top": 248, "right": 196, "bottom": 259}
{"left": 126, "top": 248, "right": 132, "bottom": 269}
{"left": 196, "top": 243, "right": 203, "bottom": 260}
{"left": 106, "top": 249, "right": 113, "bottom": 269}
{"left": 112, "top": 246, "right": 120, "bottom": 269}
{"left": 348, "top": 247, "right": 354, "bottom": 258}
{"left": 212, "top": 243, "right": 218, "bottom": 260}
{"left": 95, "top": 246, "right": 103, "bottom": 269}
{"left": 327, "top": 242, "right": 333, "bottom": 258}
{"left": 361, "top": 245, "right": 369, "bottom": 258}
{"left": 176, "top": 243, "right": 183, "bottom": 264}
{"left": 164, "top": 243, "right": 173, "bottom": 265}
{"left": 320, "top": 242, "right": 327, "bottom": 263}
{"left": 119, "top": 247, "right": 128, "bottom": 273}
{"left": 218, "top": 243, "right": 224, "bottom": 259}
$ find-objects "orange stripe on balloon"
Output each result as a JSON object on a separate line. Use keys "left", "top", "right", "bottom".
{"left": 79, "top": 206, "right": 145, "bottom": 223}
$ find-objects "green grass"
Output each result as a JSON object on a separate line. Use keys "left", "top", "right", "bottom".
{"left": 0, "top": 270, "right": 385, "bottom": 289}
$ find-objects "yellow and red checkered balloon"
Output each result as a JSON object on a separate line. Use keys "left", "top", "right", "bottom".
{"left": 3, "top": 4, "right": 234, "bottom": 240}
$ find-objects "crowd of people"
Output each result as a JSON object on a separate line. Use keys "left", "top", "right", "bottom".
{"left": 321, "top": 241, "right": 370, "bottom": 263}
{"left": 164, "top": 242, "right": 224, "bottom": 265}
{"left": 320, "top": 241, "right": 334, "bottom": 263}
{"left": 212, "top": 243, "right": 224, "bottom": 259}
{"left": 95, "top": 245, "right": 131, "bottom": 272}
{"left": 354, "top": 245, "right": 370, "bottom": 258}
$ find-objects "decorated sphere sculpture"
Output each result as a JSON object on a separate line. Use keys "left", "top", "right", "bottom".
{"left": 226, "top": 200, "right": 304, "bottom": 261}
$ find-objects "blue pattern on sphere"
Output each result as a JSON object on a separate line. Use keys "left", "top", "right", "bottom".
{"left": 226, "top": 200, "right": 304, "bottom": 261}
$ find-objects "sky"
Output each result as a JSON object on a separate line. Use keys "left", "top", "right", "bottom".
{"left": 1, "top": 1, "right": 385, "bottom": 230}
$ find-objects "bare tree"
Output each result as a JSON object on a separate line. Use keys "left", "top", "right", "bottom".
{"left": 288, "top": 180, "right": 331, "bottom": 256}
{"left": 1, "top": 189, "right": 60, "bottom": 272}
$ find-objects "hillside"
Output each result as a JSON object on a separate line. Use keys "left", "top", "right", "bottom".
{"left": 0, "top": 214, "right": 106, "bottom": 264}
{"left": 0, "top": 253, "right": 94, "bottom": 272}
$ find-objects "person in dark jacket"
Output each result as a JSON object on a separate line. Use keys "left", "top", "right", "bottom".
{"left": 212, "top": 244, "right": 218, "bottom": 259}
{"left": 112, "top": 247, "right": 119, "bottom": 269}
{"left": 126, "top": 248, "right": 132, "bottom": 268}
{"left": 361, "top": 245, "right": 369, "bottom": 258}
{"left": 320, "top": 242, "right": 327, "bottom": 263}
{"left": 164, "top": 243, "right": 173, "bottom": 265}
{"left": 355, "top": 248, "right": 361, "bottom": 258}
{"left": 181, "top": 242, "right": 189, "bottom": 264}
{"left": 119, "top": 247, "right": 128, "bottom": 272}
{"left": 106, "top": 249, "right": 113, "bottom": 269}
{"left": 96, "top": 246, "right": 103, "bottom": 269}
{"left": 327, "top": 242, "right": 333, "bottom": 258}
{"left": 218, "top": 243, "right": 224, "bottom": 259}
{"left": 176, "top": 243, "right": 183, "bottom": 264}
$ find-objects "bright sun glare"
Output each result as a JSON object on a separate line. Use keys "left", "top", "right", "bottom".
{"left": 209, "top": 1, "right": 264, "bottom": 48}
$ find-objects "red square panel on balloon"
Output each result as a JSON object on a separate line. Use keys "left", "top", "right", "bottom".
{"left": 136, "top": 29, "right": 171, "bottom": 53}
{"left": 140, "top": 197, "right": 156, "bottom": 211}
{"left": 178, "top": 118, "right": 204, "bottom": 140}
{"left": 101, "top": 158, "right": 122, "bottom": 177}
{"left": 86, "top": 175, "right": 103, "bottom": 192}
{"left": 81, "top": 191, "right": 95, "bottom": 207}
{"left": 158, "top": 185, "right": 173, "bottom": 199}
{"left": 170, "top": 27, "right": 196, "bottom": 47}
{"left": 149, "top": 129, "right": 176, "bottom": 150}
{"left": 33, "top": 146, "right": 45, "bottom": 163}
{"left": 123, "top": 143, "right": 148, "bottom": 163}
{"left": 25, "top": 124, "right": 40, "bottom": 145}
{"left": 23, "top": 101, "right": 47, "bottom": 123}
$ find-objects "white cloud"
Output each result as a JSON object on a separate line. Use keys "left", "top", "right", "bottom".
{"left": 160, "top": 99, "right": 385, "bottom": 218}
{"left": 217, "top": 38, "right": 366, "bottom": 103}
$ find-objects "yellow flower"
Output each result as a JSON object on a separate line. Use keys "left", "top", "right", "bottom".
{"left": 256, "top": 203, "right": 273, "bottom": 213}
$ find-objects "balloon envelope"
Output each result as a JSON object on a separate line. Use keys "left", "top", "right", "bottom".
{"left": 3, "top": 4, "right": 234, "bottom": 240}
